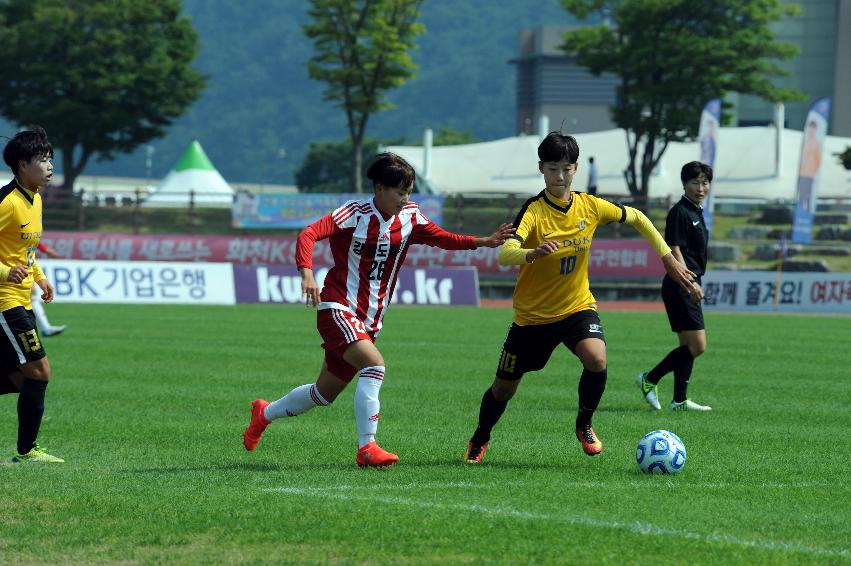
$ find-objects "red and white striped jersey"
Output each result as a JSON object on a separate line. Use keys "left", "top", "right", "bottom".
{"left": 296, "top": 198, "right": 476, "bottom": 334}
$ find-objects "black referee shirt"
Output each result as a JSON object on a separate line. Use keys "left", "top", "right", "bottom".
{"left": 664, "top": 196, "right": 708, "bottom": 277}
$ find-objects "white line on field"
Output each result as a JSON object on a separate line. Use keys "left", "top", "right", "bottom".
{"left": 262, "top": 485, "right": 849, "bottom": 559}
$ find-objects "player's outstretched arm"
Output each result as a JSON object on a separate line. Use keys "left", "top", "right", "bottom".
{"left": 622, "top": 206, "right": 702, "bottom": 301}
{"left": 498, "top": 238, "right": 559, "bottom": 265}
{"left": 473, "top": 223, "right": 515, "bottom": 248}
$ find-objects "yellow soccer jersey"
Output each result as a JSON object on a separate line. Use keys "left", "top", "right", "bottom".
{"left": 508, "top": 190, "right": 626, "bottom": 326}
{"left": 0, "top": 179, "right": 45, "bottom": 311}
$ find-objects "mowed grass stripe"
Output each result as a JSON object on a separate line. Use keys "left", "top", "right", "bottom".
{"left": 0, "top": 303, "right": 848, "bottom": 564}
{"left": 263, "top": 484, "right": 848, "bottom": 558}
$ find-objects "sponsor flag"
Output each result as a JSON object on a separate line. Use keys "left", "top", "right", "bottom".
{"left": 791, "top": 97, "right": 831, "bottom": 244}
{"left": 698, "top": 99, "right": 721, "bottom": 235}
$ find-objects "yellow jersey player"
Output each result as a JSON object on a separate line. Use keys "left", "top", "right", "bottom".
{"left": 464, "top": 131, "right": 699, "bottom": 463}
{"left": 0, "top": 126, "right": 63, "bottom": 463}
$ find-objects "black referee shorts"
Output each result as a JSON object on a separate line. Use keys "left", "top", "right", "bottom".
{"left": 0, "top": 306, "right": 46, "bottom": 373}
{"left": 662, "top": 276, "right": 705, "bottom": 332}
{"left": 495, "top": 309, "right": 605, "bottom": 381}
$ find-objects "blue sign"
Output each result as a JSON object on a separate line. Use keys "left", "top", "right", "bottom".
{"left": 232, "top": 192, "right": 444, "bottom": 229}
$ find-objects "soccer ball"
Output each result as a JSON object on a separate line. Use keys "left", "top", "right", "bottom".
{"left": 636, "top": 430, "right": 686, "bottom": 474}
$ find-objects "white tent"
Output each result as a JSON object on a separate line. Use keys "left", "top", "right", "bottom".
{"left": 143, "top": 140, "right": 234, "bottom": 208}
{"left": 386, "top": 127, "right": 851, "bottom": 201}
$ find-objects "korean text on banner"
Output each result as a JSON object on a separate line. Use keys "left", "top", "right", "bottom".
{"left": 39, "top": 260, "right": 236, "bottom": 305}
{"left": 701, "top": 270, "right": 850, "bottom": 314}
{"left": 41, "top": 232, "right": 664, "bottom": 279}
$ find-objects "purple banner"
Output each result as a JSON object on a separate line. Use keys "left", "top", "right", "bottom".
{"left": 234, "top": 265, "right": 480, "bottom": 306}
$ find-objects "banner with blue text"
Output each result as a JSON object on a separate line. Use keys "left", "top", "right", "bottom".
{"left": 232, "top": 192, "right": 444, "bottom": 228}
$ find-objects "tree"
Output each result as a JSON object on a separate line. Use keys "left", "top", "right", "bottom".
{"left": 304, "top": 0, "right": 424, "bottom": 193}
{"left": 836, "top": 147, "right": 851, "bottom": 170}
{"left": 296, "top": 137, "right": 384, "bottom": 193}
{"left": 0, "top": 0, "right": 206, "bottom": 190}
{"left": 560, "top": 0, "right": 803, "bottom": 202}
{"left": 409, "top": 127, "right": 480, "bottom": 146}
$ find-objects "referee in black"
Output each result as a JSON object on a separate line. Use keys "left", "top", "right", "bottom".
{"left": 637, "top": 161, "right": 712, "bottom": 411}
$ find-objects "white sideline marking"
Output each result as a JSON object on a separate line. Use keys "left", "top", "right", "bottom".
{"left": 263, "top": 485, "right": 849, "bottom": 559}
{"left": 570, "top": 480, "right": 840, "bottom": 489}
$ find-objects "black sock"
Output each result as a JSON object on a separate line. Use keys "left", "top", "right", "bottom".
{"left": 673, "top": 350, "right": 695, "bottom": 403}
{"left": 576, "top": 368, "right": 607, "bottom": 429}
{"left": 17, "top": 378, "right": 47, "bottom": 454}
{"left": 0, "top": 373, "right": 20, "bottom": 395}
{"left": 471, "top": 387, "right": 508, "bottom": 445}
{"left": 647, "top": 345, "right": 691, "bottom": 385}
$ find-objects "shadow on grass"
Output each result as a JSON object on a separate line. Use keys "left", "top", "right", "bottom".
{"left": 400, "top": 456, "right": 576, "bottom": 471}
{"left": 603, "top": 404, "right": 659, "bottom": 413}
{"left": 125, "top": 461, "right": 283, "bottom": 474}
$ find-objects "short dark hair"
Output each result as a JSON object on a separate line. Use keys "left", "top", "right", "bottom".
{"left": 538, "top": 131, "right": 579, "bottom": 164}
{"left": 3, "top": 126, "right": 53, "bottom": 175}
{"left": 366, "top": 152, "right": 415, "bottom": 189}
{"left": 680, "top": 161, "right": 713, "bottom": 184}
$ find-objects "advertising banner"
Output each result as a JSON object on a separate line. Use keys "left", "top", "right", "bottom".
{"left": 233, "top": 265, "right": 480, "bottom": 306}
{"left": 39, "top": 260, "right": 236, "bottom": 305}
{"left": 42, "top": 232, "right": 664, "bottom": 278}
{"left": 698, "top": 98, "right": 721, "bottom": 235}
{"left": 232, "top": 192, "right": 445, "bottom": 228}
{"left": 792, "top": 97, "right": 831, "bottom": 244}
{"left": 701, "top": 270, "right": 851, "bottom": 314}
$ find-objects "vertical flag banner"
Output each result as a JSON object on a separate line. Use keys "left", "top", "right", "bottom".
{"left": 792, "top": 97, "right": 831, "bottom": 244}
{"left": 698, "top": 99, "right": 721, "bottom": 235}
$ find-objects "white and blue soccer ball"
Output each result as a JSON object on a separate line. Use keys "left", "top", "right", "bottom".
{"left": 636, "top": 430, "right": 686, "bottom": 474}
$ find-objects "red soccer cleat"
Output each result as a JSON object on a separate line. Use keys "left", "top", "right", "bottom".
{"left": 464, "top": 441, "right": 488, "bottom": 464}
{"left": 243, "top": 399, "right": 271, "bottom": 451}
{"left": 575, "top": 424, "right": 603, "bottom": 456}
{"left": 356, "top": 441, "right": 399, "bottom": 468}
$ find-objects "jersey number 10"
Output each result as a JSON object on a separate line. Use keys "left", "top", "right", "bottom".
{"left": 559, "top": 256, "right": 576, "bottom": 275}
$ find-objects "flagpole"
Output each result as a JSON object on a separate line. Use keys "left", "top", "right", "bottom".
{"left": 773, "top": 234, "right": 786, "bottom": 309}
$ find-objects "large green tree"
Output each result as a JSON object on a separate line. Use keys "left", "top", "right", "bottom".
{"left": 304, "top": 0, "right": 424, "bottom": 193}
{"left": 295, "top": 137, "right": 384, "bottom": 193}
{"left": 560, "top": 0, "right": 803, "bottom": 201}
{"left": 0, "top": 0, "right": 205, "bottom": 190}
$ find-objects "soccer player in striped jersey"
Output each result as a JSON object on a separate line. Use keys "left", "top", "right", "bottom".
{"left": 0, "top": 127, "right": 63, "bottom": 463}
{"left": 243, "top": 152, "right": 513, "bottom": 467}
{"left": 463, "top": 131, "right": 700, "bottom": 463}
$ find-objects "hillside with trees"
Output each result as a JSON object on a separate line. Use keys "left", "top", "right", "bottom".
{"left": 37, "top": 0, "right": 572, "bottom": 185}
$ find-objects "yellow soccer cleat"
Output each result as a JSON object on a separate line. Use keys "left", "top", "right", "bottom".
{"left": 12, "top": 443, "right": 65, "bottom": 463}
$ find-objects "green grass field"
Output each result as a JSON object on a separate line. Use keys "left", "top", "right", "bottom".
{"left": 1, "top": 304, "right": 849, "bottom": 564}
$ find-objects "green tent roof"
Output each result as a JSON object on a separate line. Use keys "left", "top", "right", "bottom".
{"left": 174, "top": 140, "right": 216, "bottom": 172}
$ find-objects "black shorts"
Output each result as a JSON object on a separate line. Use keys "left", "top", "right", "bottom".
{"left": 495, "top": 309, "right": 605, "bottom": 381}
{"left": 662, "top": 276, "right": 705, "bottom": 332}
{"left": 0, "top": 306, "right": 46, "bottom": 374}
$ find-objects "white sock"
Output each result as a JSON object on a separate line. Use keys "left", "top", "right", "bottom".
{"left": 354, "top": 366, "right": 385, "bottom": 448}
{"left": 264, "top": 383, "right": 329, "bottom": 422}
{"left": 31, "top": 296, "right": 52, "bottom": 330}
